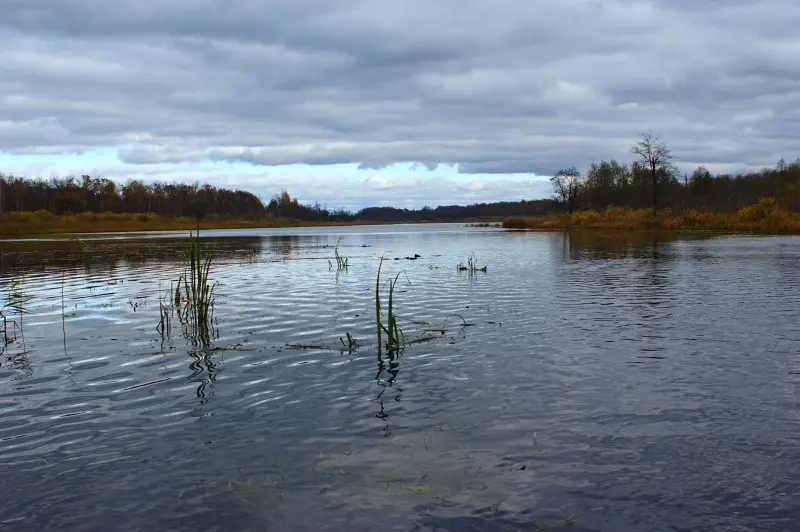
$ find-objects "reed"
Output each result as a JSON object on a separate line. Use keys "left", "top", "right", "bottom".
{"left": 329, "top": 237, "right": 349, "bottom": 271}
{"left": 457, "top": 253, "right": 487, "bottom": 273}
{"left": 166, "top": 230, "right": 217, "bottom": 347}
{"left": 375, "top": 256, "right": 408, "bottom": 353}
{"left": 0, "top": 273, "right": 31, "bottom": 349}
{"left": 156, "top": 281, "right": 173, "bottom": 340}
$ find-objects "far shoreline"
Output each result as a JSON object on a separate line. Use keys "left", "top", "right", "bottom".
{"left": 0, "top": 213, "right": 505, "bottom": 238}
{"left": 2, "top": 203, "right": 799, "bottom": 237}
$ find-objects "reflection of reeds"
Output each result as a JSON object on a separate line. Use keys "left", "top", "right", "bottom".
{"left": 375, "top": 256, "right": 407, "bottom": 353}
{"left": 457, "top": 253, "right": 487, "bottom": 273}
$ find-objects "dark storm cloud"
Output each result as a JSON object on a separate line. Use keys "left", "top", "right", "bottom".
{"left": 1, "top": 0, "right": 799, "bottom": 177}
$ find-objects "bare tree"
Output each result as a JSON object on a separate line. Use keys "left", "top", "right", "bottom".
{"left": 550, "top": 167, "right": 582, "bottom": 228}
{"left": 631, "top": 130, "right": 672, "bottom": 216}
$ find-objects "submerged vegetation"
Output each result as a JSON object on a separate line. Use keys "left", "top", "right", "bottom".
{"left": 503, "top": 199, "right": 800, "bottom": 233}
{"left": 457, "top": 253, "right": 487, "bottom": 273}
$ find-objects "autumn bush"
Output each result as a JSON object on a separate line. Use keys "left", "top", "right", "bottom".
{"left": 503, "top": 197, "right": 799, "bottom": 233}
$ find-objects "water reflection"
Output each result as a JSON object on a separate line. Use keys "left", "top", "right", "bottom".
{"left": 0, "top": 236, "right": 265, "bottom": 276}
{"left": 0, "top": 227, "right": 797, "bottom": 532}
{"left": 270, "top": 235, "right": 301, "bottom": 259}
{"left": 189, "top": 351, "right": 220, "bottom": 408}
{"left": 555, "top": 230, "right": 697, "bottom": 260}
{"left": 375, "top": 350, "right": 403, "bottom": 438}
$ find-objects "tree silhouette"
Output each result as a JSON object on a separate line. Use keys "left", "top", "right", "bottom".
{"left": 631, "top": 130, "right": 673, "bottom": 216}
{"left": 550, "top": 167, "right": 583, "bottom": 227}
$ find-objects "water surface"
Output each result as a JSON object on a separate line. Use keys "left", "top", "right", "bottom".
{"left": 1, "top": 224, "right": 798, "bottom": 531}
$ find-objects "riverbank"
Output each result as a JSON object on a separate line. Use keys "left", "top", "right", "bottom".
{"left": 0, "top": 211, "right": 318, "bottom": 236}
{"left": 503, "top": 200, "right": 800, "bottom": 233}
{"left": 0, "top": 210, "right": 500, "bottom": 236}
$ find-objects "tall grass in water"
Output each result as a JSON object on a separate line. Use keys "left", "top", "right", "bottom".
{"left": 457, "top": 252, "right": 487, "bottom": 273}
{"left": 375, "top": 256, "right": 408, "bottom": 353}
{"left": 329, "top": 237, "right": 349, "bottom": 271}
{"left": 1, "top": 274, "right": 31, "bottom": 350}
{"left": 173, "top": 230, "right": 217, "bottom": 347}
{"left": 156, "top": 281, "right": 173, "bottom": 341}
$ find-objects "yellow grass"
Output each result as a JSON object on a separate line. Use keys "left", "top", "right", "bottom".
{"left": 0, "top": 210, "right": 360, "bottom": 236}
{"left": 503, "top": 198, "right": 800, "bottom": 233}
{"left": 0, "top": 211, "right": 482, "bottom": 236}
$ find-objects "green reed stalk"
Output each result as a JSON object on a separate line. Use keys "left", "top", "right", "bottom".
{"left": 457, "top": 252, "right": 487, "bottom": 273}
{"left": 157, "top": 281, "right": 172, "bottom": 339}
{"left": 376, "top": 256, "right": 384, "bottom": 352}
{"left": 171, "top": 230, "right": 217, "bottom": 347}
{"left": 332, "top": 237, "right": 348, "bottom": 271}
{"left": 375, "top": 256, "right": 407, "bottom": 353}
{"left": 1, "top": 273, "right": 30, "bottom": 349}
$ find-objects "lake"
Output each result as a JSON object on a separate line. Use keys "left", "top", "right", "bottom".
{"left": 1, "top": 224, "right": 798, "bottom": 532}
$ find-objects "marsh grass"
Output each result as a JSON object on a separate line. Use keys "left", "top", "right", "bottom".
{"left": 179, "top": 230, "right": 217, "bottom": 346}
{"left": 0, "top": 210, "right": 407, "bottom": 237}
{"left": 1, "top": 273, "right": 31, "bottom": 350}
{"left": 157, "top": 230, "right": 218, "bottom": 348}
{"left": 457, "top": 253, "right": 487, "bottom": 273}
{"left": 156, "top": 281, "right": 174, "bottom": 341}
{"left": 329, "top": 237, "right": 349, "bottom": 271}
{"left": 503, "top": 198, "right": 800, "bottom": 233}
{"left": 375, "top": 256, "right": 409, "bottom": 353}
{"left": 0, "top": 210, "right": 288, "bottom": 236}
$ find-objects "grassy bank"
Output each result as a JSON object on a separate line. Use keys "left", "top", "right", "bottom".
{"left": 0, "top": 210, "right": 361, "bottom": 236}
{"left": 503, "top": 199, "right": 800, "bottom": 233}
{"left": 0, "top": 210, "right": 499, "bottom": 236}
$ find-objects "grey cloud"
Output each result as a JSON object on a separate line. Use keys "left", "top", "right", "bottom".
{"left": 1, "top": 0, "right": 799, "bottom": 192}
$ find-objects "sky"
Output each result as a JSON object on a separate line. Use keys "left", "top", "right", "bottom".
{"left": 1, "top": 0, "right": 798, "bottom": 210}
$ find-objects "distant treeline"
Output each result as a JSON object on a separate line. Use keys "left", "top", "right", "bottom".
{"left": 0, "top": 174, "right": 552, "bottom": 222}
{"left": 557, "top": 158, "right": 800, "bottom": 213}
{"left": 266, "top": 191, "right": 551, "bottom": 222}
{"left": 2, "top": 157, "right": 798, "bottom": 226}
{"left": 0, "top": 175, "right": 265, "bottom": 219}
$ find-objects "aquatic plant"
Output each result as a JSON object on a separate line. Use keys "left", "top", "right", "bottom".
{"left": 375, "top": 256, "right": 408, "bottom": 353}
{"left": 156, "top": 281, "right": 173, "bottom": 340}
{"left": 0, "top": 273, "right": 31, "bottom": 349}
{"left": 158, "top": 230, "right": 218, "bottom": 348}
{"left": 457, "top": 253, "right": 487, "bottom": 273}
{"left": 340, "top": 332, "right": 358, "bottom": 352}
{"left": 329, "top": 237, "right": 349, "bottom": 271}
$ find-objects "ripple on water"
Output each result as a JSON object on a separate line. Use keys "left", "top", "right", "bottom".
{"left": 0, "top": 228, "right": 798, "bottom": 531}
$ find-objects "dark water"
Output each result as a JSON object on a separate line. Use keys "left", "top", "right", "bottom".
{"left": 1, "top": 225, "right": 798, "bottom": 532}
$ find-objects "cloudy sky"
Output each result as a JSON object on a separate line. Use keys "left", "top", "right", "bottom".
{"left": 1, "top": 0, "right": 798, "bottom": 209}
